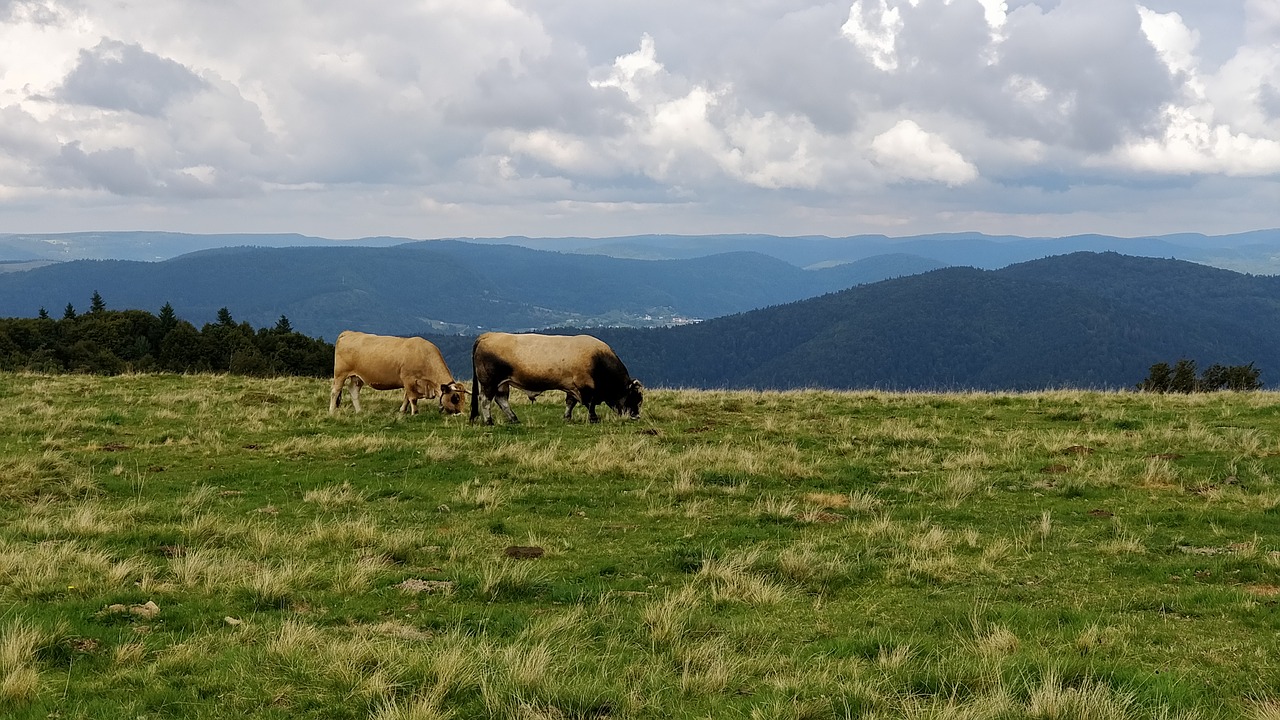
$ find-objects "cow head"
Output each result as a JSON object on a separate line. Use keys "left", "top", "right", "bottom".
{"left": 618, "top": 379, "right": 644, "bottom": 419}
{"left": 438, "top": 381, "right": 468, "bottom": 414}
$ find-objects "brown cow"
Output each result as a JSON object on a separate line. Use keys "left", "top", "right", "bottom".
{"left": 330, "top": 331, "right": 467, "bottom": 415}
{"left": 470, "top": 332, "right": 643, "bottom": 425}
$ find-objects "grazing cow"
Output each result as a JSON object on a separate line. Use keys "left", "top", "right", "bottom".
{"left": 470, "top": 332, "right": 643, "bottom": 425}
{"left": 330, "top": 330, "right": 467, "bottom": 415}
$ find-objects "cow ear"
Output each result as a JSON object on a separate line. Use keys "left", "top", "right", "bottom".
{"left": 440, "top": 383, "right": 451, "bottom": 395}
{"left": 630, "top": 379, "right": 644, "bottom": 390}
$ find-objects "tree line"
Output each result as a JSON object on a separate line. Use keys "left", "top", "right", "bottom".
{"left": 1137, "top": 359, "right": 1263, "bottom": 393}
{"left": 0, "top": 292, "right": 333, "bottom": 376}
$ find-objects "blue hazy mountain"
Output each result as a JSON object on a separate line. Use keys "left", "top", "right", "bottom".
{"left": 3, "top": 229, "right": 1278, "bottom": 273}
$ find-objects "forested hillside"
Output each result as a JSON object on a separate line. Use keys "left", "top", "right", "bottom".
{"left": 610, "top": 253, "right": 1280, "bottom": 389}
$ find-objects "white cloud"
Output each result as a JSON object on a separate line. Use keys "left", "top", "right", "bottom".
{"left": 841, "top": 0, "right": 904, "bottom": 72}
{"left": 589, "top": 33, "right": 663, "bottom": 102}
{"left": 871, "top": 119, "right": 979, "bottom": 186}
{"left": 976, "top": 0, "right": 1008, "bottom": 31}
{"left": 1110, "top": 102, "right": 1280, "bottom": 177}
{"left": 506, "top": 131, "right": 595, "bottom": 174}
{"left": 723, "top": 112, "right": 824, "bottom": 189}
{"left": 1113, "top": 3, "right": 1280, "bottom": 176}
{"left": 1138, "top": 6, "right": 1200, "bottom": 80}
{"left": 517, "top": 34, "right": 831, "bottom": 192}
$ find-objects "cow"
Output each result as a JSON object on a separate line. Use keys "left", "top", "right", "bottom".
{"left": 470, "top": 332, "right": 643, "bottom": 425}
{"left": 329, "top": 330, "right": 467, "bottom": 415}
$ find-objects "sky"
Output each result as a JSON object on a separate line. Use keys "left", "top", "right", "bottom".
{"left": 0, "top": 0, "right": 1277, "bottom": 241}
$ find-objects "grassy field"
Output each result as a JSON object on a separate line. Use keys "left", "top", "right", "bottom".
{"left": 2, "top": 372, "right": 1280, "bottom": 719}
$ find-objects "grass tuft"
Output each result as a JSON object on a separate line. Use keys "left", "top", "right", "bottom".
{"left": 1026, "top": 671, "right": 1141, "bottom": 720}
{"left": 304, "top": 481, "right": 367, "bottom": 508}
{"left": 0, "top": 620, "right": 49, "bottom": 705}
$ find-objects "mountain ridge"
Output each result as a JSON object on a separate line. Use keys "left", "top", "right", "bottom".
{"left": 4, "top": 229, "right": 1280, "bottom": 274}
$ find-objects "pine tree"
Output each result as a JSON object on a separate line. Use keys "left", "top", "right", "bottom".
{"left": 216, "top": 307, "right": 235, "bottom": 326}
{"left": 158, "top": 302, "right": 177, "bottom": 327}
{"left": 274, "top": 315, "right": 293, "bottom": 333}
{"left": 63, "top": 303, "right": 76, "bottom": 320}
{"left": 89, "top": 291, "right": 106, "bottom": 313}
{"left": 1170, "top": 359, "right": 1198, "bottom": 393}
{"left": 37, "top": 307, "right": 49, "bottom": 320}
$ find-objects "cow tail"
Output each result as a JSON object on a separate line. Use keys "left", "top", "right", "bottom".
{"left": 470, "top": 372, "right": 480, "bottom": 421}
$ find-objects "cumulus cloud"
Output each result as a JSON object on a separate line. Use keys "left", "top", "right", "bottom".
{"left": 871, "top": 120, "right": 979, "bottom": 186}
{"left": 841, "top": 0, "right": 904, "bottom": 72}
{"left": 1097, "top": 3, "right": 1280, "bottom": 176}
{"left": 1139, "top": 6, "right": 1200, "bottom": 78}
{"left": 502, "top": 33, "right": 835, "bottom": 192}
{"left": 0, "top": 0, "right": 1274, "bottom": 238}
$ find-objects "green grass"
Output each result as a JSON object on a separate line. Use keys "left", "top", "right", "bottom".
{"left": 2, "top": 372, "right": 1280, "bottom": 718}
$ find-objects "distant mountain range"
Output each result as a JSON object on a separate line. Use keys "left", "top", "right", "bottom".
{"left": 466, "top": 229, "right": 1280, "bottom": 275}
{"left": 3, "top": 228, "right": 1280, "bottom": 273}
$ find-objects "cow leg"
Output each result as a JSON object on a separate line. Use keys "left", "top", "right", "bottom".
{"left": 577, "top": 388, "right": 599, "bottom": 423}
{"left": 329, "top": 377, "right": 345, "bottom": 413}
{"left": 476, "top": 383, "right": 500, "bottom": 425}
{"left": 350, "top": 377, "right": 364, "bottom": 413}
{"left": 400, "top": 393, "right": 418, "bottom": 414}
{"left": 494, "top": 385, "right": 520, "bottom": 424}
{"left": 398, "top": 387, "right": 421, "bottom": 415}
{"left": 563, "top": 395, "right": 577, "bottom": 421}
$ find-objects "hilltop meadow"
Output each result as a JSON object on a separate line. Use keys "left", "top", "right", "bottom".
{"left": 2, "top": 372, "right": 1280, "bottom": 719}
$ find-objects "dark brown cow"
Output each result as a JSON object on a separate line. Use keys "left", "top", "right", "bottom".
{"left": 330, "top": 330, "right": 467, "bottom": 415}
{"left": 470, "top": 332, "right": 643, "bottom": 425}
